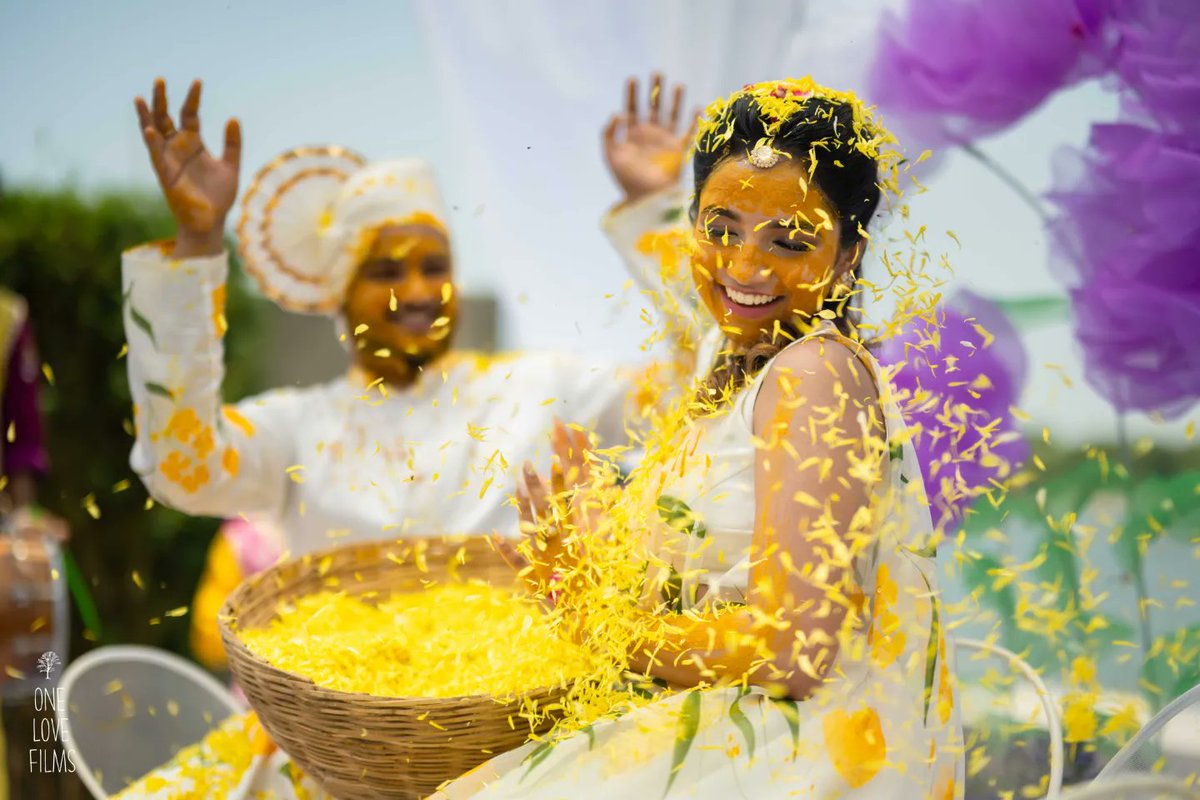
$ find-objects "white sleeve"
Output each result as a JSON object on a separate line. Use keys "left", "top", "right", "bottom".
{"left": 600, "top": 187, "right": 697, "bottom": 315}
{"left": 122, "top": 243, "right": 297, "bottom": 520}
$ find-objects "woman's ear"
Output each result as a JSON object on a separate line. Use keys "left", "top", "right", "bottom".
{"left": 833, "top": 240, "right": 863, "bottom": 280}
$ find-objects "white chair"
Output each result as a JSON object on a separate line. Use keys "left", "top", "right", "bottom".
{"left": 56, "top": 645, "right": 242, "bottom": 799}
{"left": 956, "top": 636, "right": 1065, "bottom": 800}
{"left": 1061, "top": 774, "right": 1200, "bottom": 798}
{"left": 1094, "top": 682, "right": 1200, "bottom": 783}
{"left": 1084, "top": 681, "right": 1200, "bottom": 796}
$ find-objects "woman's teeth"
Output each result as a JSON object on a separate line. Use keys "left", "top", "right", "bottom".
{"left": 724, "top": 286, "right": 781, "bottom": 306}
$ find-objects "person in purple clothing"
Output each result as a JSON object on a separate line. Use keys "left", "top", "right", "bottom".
{"left": 0, "top": 285, "right": 62, "bottom": 800}
{"left": 0, "top": 287, "right": 50, "bottom": 518}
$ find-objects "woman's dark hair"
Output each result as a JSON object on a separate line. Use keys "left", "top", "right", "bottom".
{"left": 691, "top": 93, "right": 882, "bottom": 405}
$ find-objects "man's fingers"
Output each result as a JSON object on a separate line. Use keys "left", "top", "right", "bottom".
{"left": 180, "top": 79, "right": 202, "bottom": 133}
{"left": 152, "top": 78, "right": 176, "bottom": 136}
{"left": 134, "top": 96, "right": 153, "bottom": 132}
{"left": 141, "top": 127, "right": 168, "bottom": 181}
{"left": 222, "top": 117, "right": 242, "bottom": 170}
{"left": 625, "top": 76, "right": 639, "bottom": 121}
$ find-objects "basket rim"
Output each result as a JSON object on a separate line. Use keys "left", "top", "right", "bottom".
{"left": 218, "top": 534, "right": 577, "bottom": 706}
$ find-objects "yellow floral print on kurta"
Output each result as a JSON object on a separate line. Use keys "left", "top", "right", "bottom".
{"left": 937, "top": 631, "right": 954, "bottom": 725}
{"left": 599, "top": 713, "right": 680, "bottom": 778}
{"left": 635, "top": 228, "right": 692, "bottom": 284}
{"left": 158, "top": 408, "right": 215, "bottom": 493}
{"left": 869, "top": 562, "right": 905, "bottom": 668}
{"left": 164, "top": 407, "right": 204, "bottom": 441}
{"left": 822, "top": 705, "right": 887, "bottom": 789}
{"left": 221, "top": 445, "right": 240, "bottom": 477}
{"left": 221, "top": 405, "right": 256, "bottom": 437}
{"left": 159, "top": 450, "right": 191, "bottom": 483}
{"left": 193, "top": 426, "right": 215, "bottom": 459}
{"left": 936, "top": 771, "right": 957, "bottom": 800}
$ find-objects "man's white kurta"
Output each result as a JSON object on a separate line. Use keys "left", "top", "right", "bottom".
{"left": 122, "top": 243, "right": 630, "bottom": 556}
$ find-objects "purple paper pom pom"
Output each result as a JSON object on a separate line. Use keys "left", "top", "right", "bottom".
{"left": 869, "top": 0, "right": 1119, "bottom": 148}
{"left": 878, "top": 291, "right": 1030, "bottom": 531}
{"left": 1048, "top": 123, "right": 1200, "bottom": 417}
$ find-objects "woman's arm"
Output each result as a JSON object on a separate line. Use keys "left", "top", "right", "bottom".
{"left": 600, "top": 74, "right": 704, "bottom": 371}
{"left": 633, "top": 338, "right": 881, "bottom": 698}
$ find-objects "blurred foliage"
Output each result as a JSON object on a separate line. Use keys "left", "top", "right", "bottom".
{"left": 0, "top": 185, "right": 268, "bottom": 661}
{"left": 959, "top": 436, "right": 1200, "bottom": 709}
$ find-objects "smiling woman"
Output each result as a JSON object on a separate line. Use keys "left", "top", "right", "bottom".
{"left": 688, "top": 90, "right": 882, "bottom": 401}
{"left": 432, "top": 76, "right": 964, "bottom": 800}
{"left": 692, "top": 159, "right": 843, "bottom": 326}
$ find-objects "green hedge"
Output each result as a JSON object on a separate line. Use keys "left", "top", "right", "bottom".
{"left": 0, "top": 186, "right": 267, "bottom": 659}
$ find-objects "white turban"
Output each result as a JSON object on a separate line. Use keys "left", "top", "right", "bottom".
{"left": 237, "top": 146, "right": 448, "bottom": 314}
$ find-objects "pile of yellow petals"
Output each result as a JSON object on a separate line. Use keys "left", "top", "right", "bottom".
{"left": 114, "top": 711, "right": 273, "bottom": 799}
{"left": 240, "top": 582, "right": 596, "bottom": 698}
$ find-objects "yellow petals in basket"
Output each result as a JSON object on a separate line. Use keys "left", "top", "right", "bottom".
{"left": 239, "top": 583, "right": 594, "bottom": 698}
{"left": 219, "top": 536, "right": 585, "bottom": 800}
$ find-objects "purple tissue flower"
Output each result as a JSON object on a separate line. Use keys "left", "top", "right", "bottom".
{"left": 879, "top": 291, "right": 1030, "bottom": 531}
{"left": 1111, "top": 0, "right": 1200, "bottom": 135}
{"left": 869, "top": 0, "right": 1118, "bottom": 148}
{"left": 1049, "top": 123, "right": 1200, "bottom": 416}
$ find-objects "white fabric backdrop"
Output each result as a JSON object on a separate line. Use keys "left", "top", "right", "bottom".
{"left": 413, "top": 0, "right": 820, "bottom": 358}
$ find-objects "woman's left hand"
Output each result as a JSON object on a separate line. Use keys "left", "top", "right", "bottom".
{"left": 513, "top": 420, "right": 597, "bottom": 597}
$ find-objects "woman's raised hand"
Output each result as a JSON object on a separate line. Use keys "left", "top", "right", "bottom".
{"left": 603, "top": 73, "right": 696, "bottom": 206}
{"left": 134, "top": 79, "right": 241, "bottom": 257}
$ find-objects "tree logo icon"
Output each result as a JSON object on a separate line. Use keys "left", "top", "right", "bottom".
{"left": 37, "top": 651, "right": 61, "bottom": 679}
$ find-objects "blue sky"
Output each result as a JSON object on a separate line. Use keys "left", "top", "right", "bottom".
{"left": 0, "top": 1, "right": 439, "bottom": 189}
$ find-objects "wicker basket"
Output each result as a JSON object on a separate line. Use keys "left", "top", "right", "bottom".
{"left": 219, "top": 536, "right": 566, "bottom": 800}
